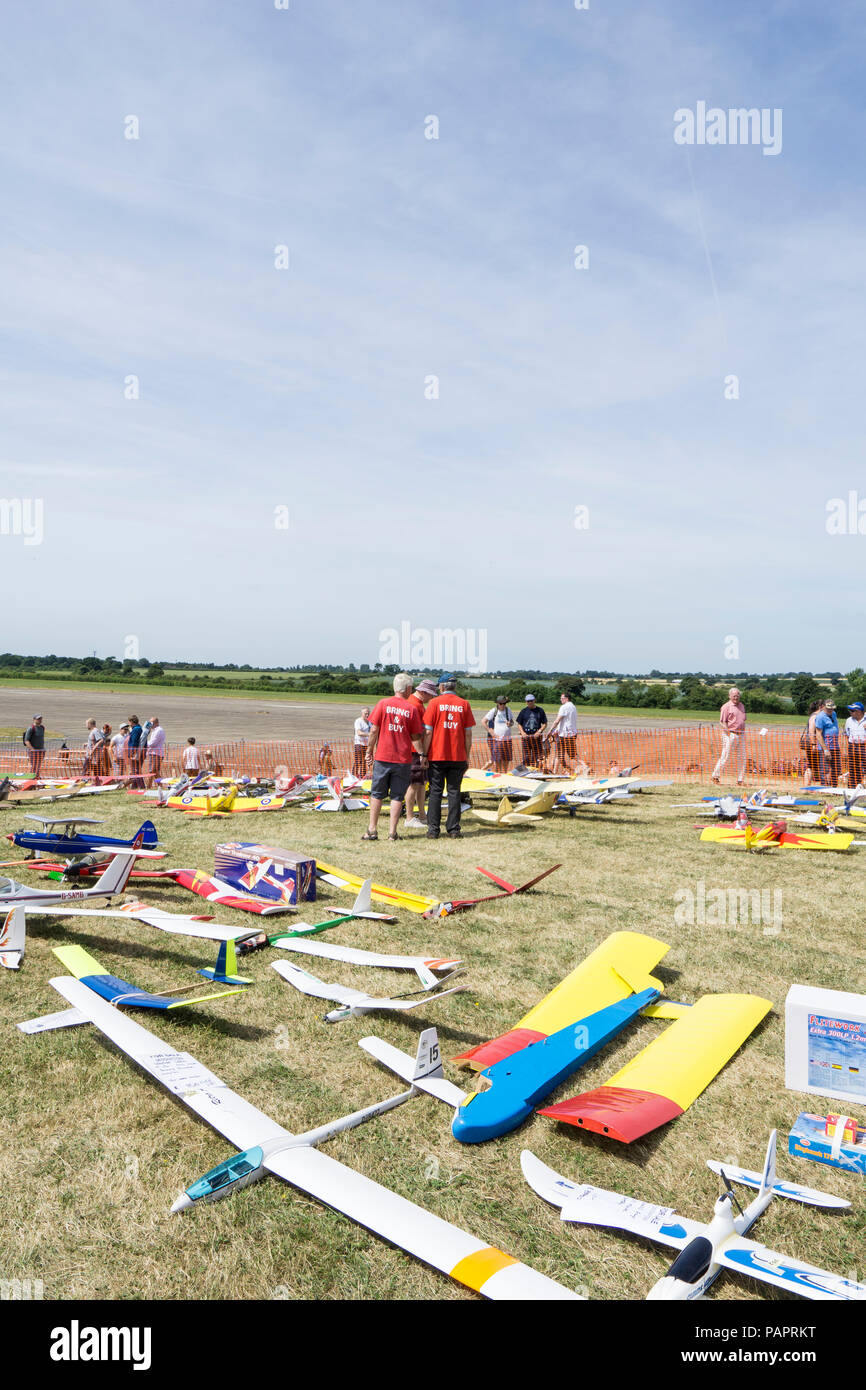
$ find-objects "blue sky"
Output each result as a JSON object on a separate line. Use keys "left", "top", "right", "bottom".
{"left": 1, "top": 0, "right": 864, "bottom": 672}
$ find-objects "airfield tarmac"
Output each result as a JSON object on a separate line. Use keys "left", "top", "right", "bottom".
{"left": 1, "top": 683, "right": 739, "bottom": 744}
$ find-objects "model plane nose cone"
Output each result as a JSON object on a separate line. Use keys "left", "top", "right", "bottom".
{"left": 170, "top": 1192, "right": 193, "bottom": 1214}
{"left": 646, "top": 1276, "right": 687, "bottom": 1301}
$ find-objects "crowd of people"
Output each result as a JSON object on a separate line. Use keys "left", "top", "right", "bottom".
{"left": 21, "top": 712, "right": 209, "bottom": 785}
{"left": 710, "top": 685, "right": 866, "bottom": 787}
{"left": 352, "top": 673, "right": 588, "bottom": 841}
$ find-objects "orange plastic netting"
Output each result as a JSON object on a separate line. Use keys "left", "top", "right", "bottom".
{"left": 0, "top": 726, "right": 848, "bottom": 786}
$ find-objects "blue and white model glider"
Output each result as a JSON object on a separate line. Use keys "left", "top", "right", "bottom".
{"left": 522, "top": 1131, "right": 866, "bottom": 1301}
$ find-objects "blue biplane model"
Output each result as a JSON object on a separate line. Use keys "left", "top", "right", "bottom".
{"left": 8, "top": 815, "right": 160, "bottom": 857}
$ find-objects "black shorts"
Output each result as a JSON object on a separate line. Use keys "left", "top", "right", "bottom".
{"left": 371, "top": 760, "right": 412, "bottom": 802}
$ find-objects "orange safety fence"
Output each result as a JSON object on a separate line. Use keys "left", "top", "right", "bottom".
{"left": 1, "top": 727, "right": 860, "bottom": 788}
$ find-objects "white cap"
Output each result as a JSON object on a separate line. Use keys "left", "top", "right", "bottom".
{"left": 525, "top": 694, "right": 536, "bottom": 701}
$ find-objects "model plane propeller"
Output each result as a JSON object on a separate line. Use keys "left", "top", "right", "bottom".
{"left": 521, "top": 1131, "right": 865, "bottom": 1301}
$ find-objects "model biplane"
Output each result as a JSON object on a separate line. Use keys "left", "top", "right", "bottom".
{"left": 8, "top": 815, "right": 160, "bottom": 857}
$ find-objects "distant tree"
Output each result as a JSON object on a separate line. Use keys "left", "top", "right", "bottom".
{"left": 790, "top": 673, "right": 821, "bottom": 715}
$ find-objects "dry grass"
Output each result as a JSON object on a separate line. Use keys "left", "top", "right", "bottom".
{"left": 1, "top": 783, "right": 864, "bottom": 1301}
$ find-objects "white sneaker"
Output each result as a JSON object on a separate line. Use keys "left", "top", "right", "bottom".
{"left": 404, "top": 818, "right": 425, "bottom": 829}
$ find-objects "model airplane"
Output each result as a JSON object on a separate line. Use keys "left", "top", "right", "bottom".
{"left": 18, "top": 944, "right": 242, "bottom": 1033}
{"left": 522, "top": 1132, "right": 866, "bottom": 1301}
{"left": 48, "top": 978, "right": 581, "bottom": 1300}
{"left": 170, "top": 868, "right": 298, "bottom": 915}
{"left": 0, "top": 906, "right": 24, "bottom": 968}
{"left": 538, "top": 992, "right": 772, "bottom": 1142}
{"left": 361, "top": 933, "right": 672, "bottom": 1144}
{"left": 313, "top": 777, "right": 369, "bottom": 812}
{"left": 700, "top": 820, "right": 854, "bottom": 851}
{"left": 8, "top": 815, "right": 160, "bottom": 857}
{"left": 271, "top": 937, "right": 461, "bottom": 990}
{"left": 471, "top": 789, "right": 559, "bottom": 827}
{"left": 422, "top": 863, "right": 562, "bottom": 919}
{"left": 230, "top": 880, "right": 398, "bottom": 956}
{"left": 271, "top": 959, "right": 467, "bottom": 1023}
{"left": 0, "top": 849, "right": 139, "bottom": 911}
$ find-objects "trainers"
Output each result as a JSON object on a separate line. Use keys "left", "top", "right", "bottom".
{"left": 426, "top": 830, "right": 440, "bottom": 839}
{"left": 448, "top": 830, "right": 462, "bottom": 838}
{"left": 405, "top": 818, "right": 425, "bottom": 829}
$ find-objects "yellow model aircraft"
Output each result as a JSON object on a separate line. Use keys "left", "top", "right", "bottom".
{"left": 700, "top": 820, "right": 854, "bottom": 852}
{"left": 471, "top": 789, "right": 560, "bottom": 826}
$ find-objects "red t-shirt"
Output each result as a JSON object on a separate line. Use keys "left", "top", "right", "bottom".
{"left": 423, "top": 694, "right": 476, "bottom": 762}
{"left": 369, "top": 697, "right": 424, "bottom": 763}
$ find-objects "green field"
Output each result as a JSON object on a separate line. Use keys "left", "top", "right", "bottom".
{"left": 2, "top": 783, "right": 863, "bottom": 1301}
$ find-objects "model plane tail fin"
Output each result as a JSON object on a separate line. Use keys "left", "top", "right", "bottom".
{"left": 91, "top": 850, "right": 137, "bottom": 897}
{"left": 413, "top": 1028, "right": 445, "bottom": 1082}
{"left": 359, "top": 1031, "right": 466, "bottom": 1108}
{"left": 0, "top": 905, "right": 25, "bottom": 969}
{"left": 351, "top": 878, "right": 373, "bottom": 916}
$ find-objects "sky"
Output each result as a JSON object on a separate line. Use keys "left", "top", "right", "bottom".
{"left": 1, "top": 0, "right": 864, "bottom": 674}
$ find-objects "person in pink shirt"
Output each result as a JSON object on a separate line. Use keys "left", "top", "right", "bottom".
{"left": 711, "top": 687, "right": 747, "bottom": 784}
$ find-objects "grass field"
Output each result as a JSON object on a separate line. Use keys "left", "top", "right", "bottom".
{"left": 2, "top": 783, "right": 864, "bottom": 1302}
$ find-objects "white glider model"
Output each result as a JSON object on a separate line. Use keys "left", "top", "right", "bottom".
{"left": 0, "top": 850, "right": 139, "bottom": 911}
{"left": 522, "top": 1131, "right": 866, "bottom": 1301}
{"left": 47, "top": 979, "right": 581, "bottom": 1300}
{"left": 271, "top": 958, "right": 466, "bottom": 1023}
{"left": 271, "top": 937, "right": 462, "bottom": 990}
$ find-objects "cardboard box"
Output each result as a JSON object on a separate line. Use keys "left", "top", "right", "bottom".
{"left": 788, "top": 1111, "right": 866, "bottom": 1176}
{"left": 214, "top": 843, "right": 316, "bottom": 904}
{"left": 785, "top": 983, "right": 866, "bottom": 1104}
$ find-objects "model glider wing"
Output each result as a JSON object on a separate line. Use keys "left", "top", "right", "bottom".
{"left": 520, "top": 1152, "right": 700, "bottom": 1250}
{"left": 49, "top": 977, "right": 292, "bottom": 1150}
{"left": 271, "top": 938, "right": 461, "bottom": 990}
{"left": 716, "top": 1239, "right": 866, "bottom": 1301}
{"left": 453, "top": 930, "right": 669, "bottom": 1071}
{"left": 271, "top": 959, "right": 366, "bottom": 1007}
{"left": 261, "top": 1143, "right": 578, "bottom": 1300}
{"left": 48, "top": 978, "right": 581, "bottom": 1300}
{"left": 539, "top": 993, "right": 771, "bottom": 1142}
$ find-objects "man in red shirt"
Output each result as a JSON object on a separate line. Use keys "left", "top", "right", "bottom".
{"left": 422, "top": 677, "right": 476, "bottom": 838}
{"left": 363, "top": 673, "right": 425, "bottom": 841}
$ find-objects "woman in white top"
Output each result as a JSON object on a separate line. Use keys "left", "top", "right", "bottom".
{"left": 353, "top": 708, "right": 371, "bottom": 778}
{"left": 110, "top": 724, "right": 129, "bottom": 777}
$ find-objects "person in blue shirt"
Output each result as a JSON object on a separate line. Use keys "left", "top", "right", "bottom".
{"left": 814, "top": 699, "right": 841, "bottom": 786}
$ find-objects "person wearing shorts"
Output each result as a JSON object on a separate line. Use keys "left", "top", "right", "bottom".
{"left": 484, "top": 697, "right": 514, "bottom": 770}
{"left": 363, "top": 673, "right": 424, "bottom": 841}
